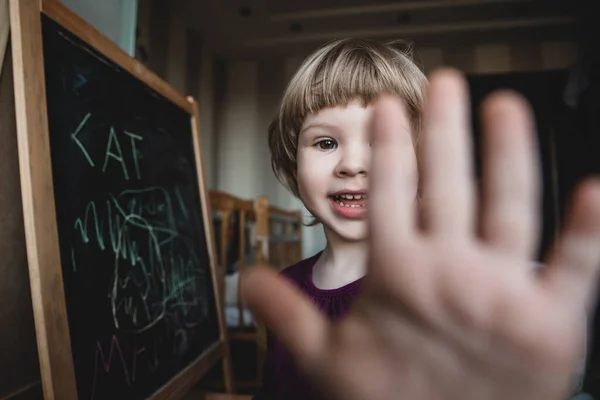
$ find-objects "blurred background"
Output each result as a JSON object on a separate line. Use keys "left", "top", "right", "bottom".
{"left": 1, "top": 0, "right": 599, "bottom": 398}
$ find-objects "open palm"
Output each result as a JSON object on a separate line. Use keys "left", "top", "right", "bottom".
{"left": 243, "top": 69, "right": 600, "bottom": 400}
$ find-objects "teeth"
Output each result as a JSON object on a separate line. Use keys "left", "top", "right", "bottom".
{"left": 332, "top": 195, "right": 366, "bottom": 207}
{"left": 335, "top": 194, "right": 367, "bottom": 200}
{"left": 337, "top": 201, "right": 362, "bottom": 208}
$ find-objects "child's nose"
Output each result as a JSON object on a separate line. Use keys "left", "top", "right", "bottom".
{"left": 335, "top": 151, "right": 368, "bottom": 177}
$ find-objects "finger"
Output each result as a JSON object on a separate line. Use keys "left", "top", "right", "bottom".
{"left": 241, "top": 266, "right": 329, "bottom": 368}
{"left": 369, "top": 94, "right": 419, "bottom": 241}
{"left": 420, "top": 69, "right": 475, "bottom": 236}
{"left": 479, "top": 91, "right": 540, "bottom": 259}
{"left": 542, "top": 178, "right": 600, "bottom": 312}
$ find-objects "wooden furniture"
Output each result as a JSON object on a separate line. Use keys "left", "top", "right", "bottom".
{"left": 266, "top": 205, "right": 303, "bottom": 270}
{"left": 208, "top": 190, "right": 304, "bottom": 392}
{"left": 208, "top": 191, "right": 265, "bottom": 391}
{"left": 0, "top": 31, "right": 43, "bottom": 400}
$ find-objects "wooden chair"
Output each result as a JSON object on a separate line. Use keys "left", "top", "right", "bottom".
{"left": 266, "top": 206, "right": 303, "bottom": 270}
{"left": 208, "top": 190, "right": 266, "bottom": 391}
{"left": 227, "top": 198, "right": 304, "bottom": 385}
{"left": 207, "top": 191, "right": 304, "bottom": 392}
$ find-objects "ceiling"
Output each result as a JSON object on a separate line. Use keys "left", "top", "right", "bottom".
{"left": 186, "top": 0, "right": 583, "bottom": 60}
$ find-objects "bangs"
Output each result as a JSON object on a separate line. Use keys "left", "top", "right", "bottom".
{"left": 282, "top": 41, "right": 425, "bottom": 127}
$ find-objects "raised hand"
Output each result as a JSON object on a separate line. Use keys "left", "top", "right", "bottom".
{"left": 243, "top": 69, "right": 600, "bottom": 400}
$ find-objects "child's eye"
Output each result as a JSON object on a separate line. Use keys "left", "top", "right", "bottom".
{"left": 316, "top": 139, "right": 337, "bottom": 150}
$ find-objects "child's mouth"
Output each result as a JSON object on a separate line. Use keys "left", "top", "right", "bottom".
{"left": 329, "top": 193, "right": 368, "bottom": 219}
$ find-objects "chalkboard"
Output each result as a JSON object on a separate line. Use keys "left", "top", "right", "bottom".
{"left": 9, "top": 0, "right": 229, "bottom": 399}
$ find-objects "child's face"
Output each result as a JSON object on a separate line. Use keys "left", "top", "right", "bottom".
{"left": 296, "top": 99, "right": 418, "bottom": 242}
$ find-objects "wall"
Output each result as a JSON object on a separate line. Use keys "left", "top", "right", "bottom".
{"left": 59, "top": 0, "right": 138, "bottom": 55}
{"left": 136, "top": 0, "right": 218, "bottom": 189}
{"left": 417, "top": 41, "right": 579, "bottom": 75}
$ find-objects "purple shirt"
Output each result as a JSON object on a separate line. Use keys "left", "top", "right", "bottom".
{"left": 253, "top": 251, "right": 363, "bottom": 400}
{"left": 252, "top": 255, "right": 588, "bottom": 399}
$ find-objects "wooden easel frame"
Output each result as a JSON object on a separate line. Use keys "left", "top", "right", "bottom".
{"left": 9, "top": 0, "right": 233, "bottom": 398}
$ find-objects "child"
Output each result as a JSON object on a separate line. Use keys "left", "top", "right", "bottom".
{"left": 244, "top": 37, "right": 599, "bottom": 400}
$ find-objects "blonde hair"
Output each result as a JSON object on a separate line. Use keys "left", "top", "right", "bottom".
{"left": 269, "top": 37, "right": 428, "bottom": 198}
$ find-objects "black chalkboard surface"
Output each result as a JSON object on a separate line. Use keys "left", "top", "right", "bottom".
{"left": 37, "top": 12, "right": 220, "bottom": 400}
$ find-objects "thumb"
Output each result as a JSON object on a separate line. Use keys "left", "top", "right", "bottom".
{"left": 241, "top": 266, "right": 329, "bottom": 368}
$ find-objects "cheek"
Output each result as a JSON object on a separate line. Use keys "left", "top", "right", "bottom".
{"left": 296, "top": 153, "right": 328, "bottom": 199}
{"left": 297, "top": 163, "right": 319, "bottom": 196}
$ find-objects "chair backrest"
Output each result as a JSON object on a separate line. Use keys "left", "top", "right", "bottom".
{"left": 209, "top": 190, "right": 256, "bottom": 324}
{"left": 208, "top": 191, "right": 304, "bottom": 337}
{"left": 267, "top": 206, "right": 303, "bottom": 270}
{"left": 253, "top": 201, "right": 304, "bottom": 354}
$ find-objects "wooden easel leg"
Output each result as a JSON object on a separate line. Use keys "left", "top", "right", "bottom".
{"left": 222, "top": 341, "right": 235, "bottom": 393}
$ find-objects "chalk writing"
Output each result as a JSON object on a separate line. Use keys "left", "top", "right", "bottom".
{"left": 91, "top": 334, "right": 158, "bottom": 399}
{"left": 72, "top": 112, "right": 95, "bottom": 167}
{"left": 72, "top": 186, "right": 207, "bottom": 334}
{"left": 70, "top": 180, "right": 210, "bottom": 398}
{"left": 71, "top": 112, "right": 144, "bottom": 181}
{"left": 90, "top": 315, "right": 204, "bottom": 399}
